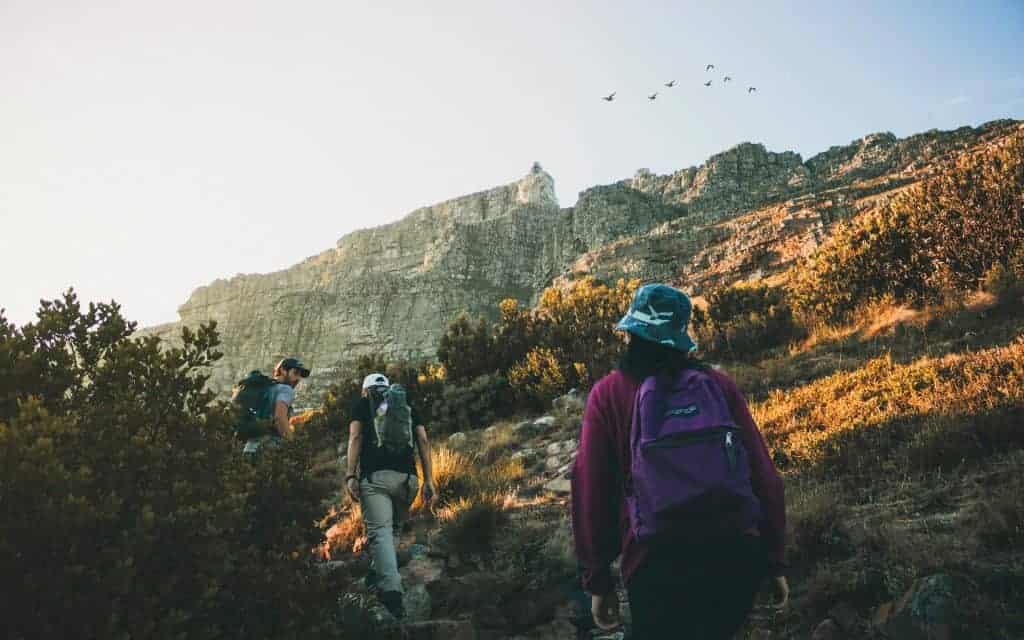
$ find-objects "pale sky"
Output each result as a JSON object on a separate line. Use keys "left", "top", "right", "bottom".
{"left": 2, "top": 0, "right": 1022, "bottom": 328}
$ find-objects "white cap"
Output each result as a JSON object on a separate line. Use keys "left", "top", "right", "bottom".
{"left": 362, "top": 373, "right": 390, "bottom": 390}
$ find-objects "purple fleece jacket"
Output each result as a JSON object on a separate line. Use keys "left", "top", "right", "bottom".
{"left": 570, "top": 368, "right": 786, "bottom": 595}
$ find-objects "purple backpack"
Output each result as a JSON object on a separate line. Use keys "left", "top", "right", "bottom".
{"left": 627, "top": 368, "right": 761, "bottom": 543}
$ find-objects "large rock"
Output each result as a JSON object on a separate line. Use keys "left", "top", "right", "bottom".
{"left": 402, "top": 584, "right": 433, "bottom": 623}
{"left": 874, "top": 574, "right": 964, "bottom": 640}
{"left": 544, "top": 478, "right": 571, "bottom": 495}
{"left": 137, "top": 122, "right": 1020, "bottom": 406}
{"left": 552, "top": 389, "right": 585, "bottom": 415}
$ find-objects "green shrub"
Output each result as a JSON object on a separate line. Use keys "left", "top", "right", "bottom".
{"left": 433, "top": 277, "right": 636, "bottom": 398}
{"left": 0, "top": 292, "right": 344, "bottom": 639}
{"left": 437, "top": 313, "right": 498, "bottom": 382}
{"left": 430, "top": 373, "right": 512, "bottom": 436}
{"left": 508, "top": 346, "right": 569, "bottom": 410}
{"left": 436, "top": 492, "right": 514, "bottom": 557}
{"left": 789, "top": 131, "right": 1024, "bottom": 321}
{"left": 692, "top": 284, "right": 803, "bottom": 360}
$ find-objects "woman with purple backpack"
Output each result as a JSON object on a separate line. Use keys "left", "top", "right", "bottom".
{"left": 571, "top": 284, "right": 789, "bottom": 639}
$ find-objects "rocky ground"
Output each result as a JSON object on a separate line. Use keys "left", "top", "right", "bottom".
{"left": 313, "top": 387, "right": 1000, "bottom": 639}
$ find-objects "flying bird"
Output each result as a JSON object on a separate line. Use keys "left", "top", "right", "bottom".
{"left": 648, "top": 92, "right": 658, "bottom": 100}
{"left": 705, "top": 64, "right": 715, "bottom": 71}
{"left": 723, "top": 76, "right": 732, "bottom": 83}
{"left": 704, "top": 80, "right": 712, "bottom": 87}
{"left": 747, "top": 86, "right": 757, "bottom": 93}
{"left": 665, "top": 80, "right": 676, "bottom": 88}
{"left": 602, "top": 92, "right": 616, "bottom": 102}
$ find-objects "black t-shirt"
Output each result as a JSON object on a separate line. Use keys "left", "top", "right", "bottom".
{"left": 351, "top": 396, "right": 421, "bottom": 478}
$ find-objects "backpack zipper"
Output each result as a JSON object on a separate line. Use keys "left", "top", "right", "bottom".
{"left": 643, "top": 427, "right": 737, "bottom": 449}
{"left": 724, "top": 430, "right": 738, "bottom": 470}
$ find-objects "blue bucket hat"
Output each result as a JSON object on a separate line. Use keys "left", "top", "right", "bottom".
{"left": 615, "top": 284, "right": 698, "bottom": 353}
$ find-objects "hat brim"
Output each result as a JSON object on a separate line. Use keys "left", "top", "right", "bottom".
{"left": 616, "top": 316, "right": 697, "bottom": 353}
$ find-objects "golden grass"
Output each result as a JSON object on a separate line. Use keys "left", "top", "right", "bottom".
{"left": 411, "top": 445, "right": 526, "bottom": 512}
{"left": 479, "top": 424, "right": 516, "bottom": 466}
{"left": 321, "top": 504, "right": 366, "bottom": 559}
{"left": 752, "top": 334, "right": 1024, "bottom": 473}
{"left": 436, "top": 490, "right": 517, "bottom": 556}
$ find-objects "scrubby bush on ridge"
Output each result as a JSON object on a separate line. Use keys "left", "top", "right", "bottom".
{"left": 788, "top": 132, "right": 1024, "bottom": 322}
{"left": 691, "top": 283, "right": 803, "bottom": 360}
{"left": 0, "top": 292, "right": 345, "bottom": 639}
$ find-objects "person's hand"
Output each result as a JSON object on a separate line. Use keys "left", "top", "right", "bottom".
{"left": 345, "top": 477, "right": 360, "bottom": 502}
{"left": 421, "top": 481, "right": 436, "bottom": 504}
{"left": 771, "top": 575, "right": 790, "bottom": 609}
{"left": 591, "top": 591, "right": 621, "bottom": 631}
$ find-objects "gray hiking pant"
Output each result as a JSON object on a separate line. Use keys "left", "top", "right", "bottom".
{"left": 360, "top": 469, "right": 419, "bottom": 594}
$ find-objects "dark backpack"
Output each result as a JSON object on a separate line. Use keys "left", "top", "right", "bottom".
{"left": 627, "top": 368, "right": 761, "bottom": 543}
{"left": 371, "top": 384, "right": 415, "bottom": 455}
{"left": 231, "top": 371, "right": 279, "bottom": 440}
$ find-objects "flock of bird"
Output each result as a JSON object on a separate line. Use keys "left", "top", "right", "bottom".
{"left": 601, "top": 64, "right": 756, "bottom": 102}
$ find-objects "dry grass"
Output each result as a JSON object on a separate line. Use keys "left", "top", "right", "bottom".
{"left": 970, "top": 464, "right": 1024, "bottom": 551}
{"left": 787, "top": 482, "right": 851, "bottom": 564}
{"left": 322, "top": 504, "right": 367, "bottom": 558}
{"left": 437, "top": 490, "right": 517, "bottom": 557}
{"left": 479, "top": 424, "right": 516, "bottom": 466}
{"left": 752, "top": 334, "right": 1024, "bottom": 475}
{"left": 411, "top": 444, "right": 527, "bottom": 513}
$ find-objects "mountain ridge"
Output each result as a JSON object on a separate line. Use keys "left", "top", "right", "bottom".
{"left": 140, "top": 118, "right": 1021, "bottom": 402}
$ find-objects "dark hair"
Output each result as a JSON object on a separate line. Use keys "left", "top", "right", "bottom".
{"left": 617, "top": 335, "right": 705, "bottom": 383}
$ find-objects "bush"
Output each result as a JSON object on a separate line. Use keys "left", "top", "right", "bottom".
{"left": 508, "top": 346, "right": 569, "bottom": 410}
{"left": 533, "top": 277, "right": 636, "bottom": 385}
{"left": 433, "top": 277, "right": 637, "bottom": 399}
{"left": 436, "top": 491, "right": 515, "bottom": 557}
{"left": 789, "top": 132, "right": 1024, "bottom": 321}
{"left": 429, "top": 373, "right": 513, "bottom": 436}
{"left": 692, "top": 284, "right": 803, "bottom": 360}
{"left": 437, "top": 313, "right": 497, "bottom": 382}
{"left": 0, "top": 292, "right": 343, "bottom": 639}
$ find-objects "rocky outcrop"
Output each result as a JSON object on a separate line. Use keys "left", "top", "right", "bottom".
{"left": 141, "top": 120, "right": 1021, "bottom": 404}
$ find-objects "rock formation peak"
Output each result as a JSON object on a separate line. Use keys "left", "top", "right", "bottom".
{"left": 139, "top": 119, "right": 1020, "bottom": 404}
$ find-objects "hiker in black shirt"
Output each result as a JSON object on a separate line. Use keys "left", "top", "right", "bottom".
{"left": 344, "top": 373, "right": 436, "bottom": 620}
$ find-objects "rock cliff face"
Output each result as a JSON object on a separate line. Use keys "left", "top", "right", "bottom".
{"left": 142, "top": 120, "right": 1021, "bottom": 403}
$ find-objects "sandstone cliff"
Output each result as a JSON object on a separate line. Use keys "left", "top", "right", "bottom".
{"left": 142, "top": 120, "right": 1021, "bottom": 403}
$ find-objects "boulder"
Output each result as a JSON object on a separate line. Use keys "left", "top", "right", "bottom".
{"left": 545, "top": 439, "right": 578, "bottom": 456}
{"left": 512, "top": 421, "right": 540, "bottom": 439}
{"left": 402, "top": 583, "right": 433, "bottom": 623}
{"left": 510, "top": 448, "right": 540, "bottom": 464}
{"left": 552, "top": 389, "right": 585, "bottom": 415}
{"left": 875, "top": 574, "right": 962, "bottom": 640}
{"left": 401, "top": 555, "right": 445, "bottom": 585}
{"left": 545, "top": 456, "right": 562, "bottom": 471}
{"left": 533, "top": 415, "right": 557, "bottom": 428}
{"left": 448, "top": 432, "right": 468, "bottom": 447}
{"left": 544, "top": 478, "right": 572, "bottom": 494}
